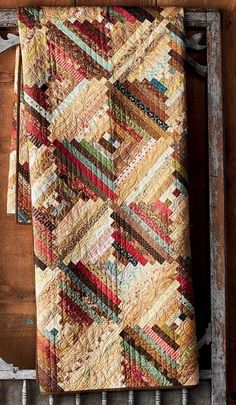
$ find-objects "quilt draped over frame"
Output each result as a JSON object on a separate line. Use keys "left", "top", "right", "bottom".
{"left": 8, "top": 6, "right": 199, "bottom": 393}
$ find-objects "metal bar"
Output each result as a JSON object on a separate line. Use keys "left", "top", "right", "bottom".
{"left": 75, "top": 394, "right": 81, "bottom": 405}
{"left": 206, "top": 10, "right": 226, "bottom": 405}
{"left": 21, "top": 380, "right": 27, "bottom": 405}
{"left": 182, "top": 388, "right": 189, "bottom": 405}
{"left": 0, "top": 9, "right": 208, "bottom": 28}
{"left": 155, "top": 390, "right": 161, "bottom": 405}
{"left": 128, "top": 390, "right": 134, "bottom": 405}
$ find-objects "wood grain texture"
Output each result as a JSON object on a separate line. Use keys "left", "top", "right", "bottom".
{"left": 206, "top": 11, "right": 226, "bottom": 405}
{"left": 0, "top": 0, "right": 235, "bottom": 10}
{"left": 0, "top": 9, "right": 209, "bottom": 28}
{"left": 222, "top": 9, "right": 236, "bottom": 405}
{"left": 76, "top": 0, "right": 236, "bottom": 9}
{"left": 0, "top": 42, "right": 35, "bottom": 370}
{"left": 0, "top": 0, "right": 75, "bottom": 7}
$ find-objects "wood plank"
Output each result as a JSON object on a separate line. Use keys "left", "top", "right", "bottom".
{"left": 0, "top": 42, "right": 36, "bottom": 370}
{"left": 206, "top": 10, "right": 227, "bottom": 405}
{"left": 0, "top": 9, "right": 17, "bottom": 27}
{"left": 0, "top": 0, "right": 74, "bottom": 7}
{"left": 0, "top": 0, "right": 234, "bottom": 10}
{"left": 0, "top": 9, "right": 207, "bottom": 28}
{"left": 222, "top": 9, "right": 236, "bottom": 405}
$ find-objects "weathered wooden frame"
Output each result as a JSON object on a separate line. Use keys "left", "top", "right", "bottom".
{"left": 206, "top": 10, "right": 226, "bottom": 405}
{"left": 0, "top": 8, "right": 226, "bottom": 405}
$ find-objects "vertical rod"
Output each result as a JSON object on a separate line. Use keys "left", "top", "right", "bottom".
{"left": 128, "top": 390, "right": 134, "bottom": 405}
{"left": 75, "top": 393, "right": 81, "bottom": 405}
{"left": 182, "top": 388, "right": 189, "bottom": 405}
{"left": 49, "top": 395, "right": 54, "bottom": 405}
{"left": 155, "top": 390, "right": 161, "bottom": 405}
{"left": 102, "top": 391, "right": 107, "bottom": 405}
{"left": 21, "top": 380, "right": 27, "bottom": 405}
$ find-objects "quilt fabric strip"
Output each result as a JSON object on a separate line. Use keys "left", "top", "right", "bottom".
{"left": 16, "top": 6, "right": 199, "bottom": 393}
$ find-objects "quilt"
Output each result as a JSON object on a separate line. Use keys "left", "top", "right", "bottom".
{"left": 8, "top": 6, "right": 199, "bottom": 393}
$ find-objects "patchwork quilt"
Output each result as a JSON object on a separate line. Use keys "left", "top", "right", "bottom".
{"left": 8, "top": 6, "right": 199, "bottom": 393}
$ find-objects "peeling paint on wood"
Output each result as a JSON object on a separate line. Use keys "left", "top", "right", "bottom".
{"left": 0, "top": 380, "right": 212, "bottom": 405}
{"left": 0, "top": 8, "right": 209, "bottom": 28}
{"left": 206, "top": 10, "right": 227, "bottom": 405}
{"left": 0, "top": 9, "right": 17, "bottom": 27}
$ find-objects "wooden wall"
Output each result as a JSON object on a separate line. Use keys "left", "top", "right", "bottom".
{"left": 0, "top": 0, "right": 235, "bottom": 9}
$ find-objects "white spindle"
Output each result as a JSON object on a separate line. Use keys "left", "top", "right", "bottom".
{"left": 21, "top": 380, "right": 27, "bottom": 405}
{"left": 75, "top": 393, "right": 81, "bottom": 405}
{"left": 155, "top": 390, "right": 161, "bottom": 405}
{"left": 102, "top": 391, "right": 107, "bottom": 405}
{"left": 128, "top": 390, "right": 134, "bottom": 405}
{"left": 49, "top": 395, "right": 54, "bottom": 405}
{"left": 182, "top": 388, "right": 189, "bottom": 405}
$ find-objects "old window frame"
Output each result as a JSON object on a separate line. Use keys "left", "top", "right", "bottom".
{"left": 0, "top": 8, "right": 226, "bottom": 405}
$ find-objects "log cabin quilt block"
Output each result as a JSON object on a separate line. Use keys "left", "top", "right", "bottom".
{"left": 8, "top": 6, "right": 199, "bottom": 393}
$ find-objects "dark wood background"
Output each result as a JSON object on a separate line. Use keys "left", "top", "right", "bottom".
{"left": 0, "top": 2, "right": 235, "bottom": 403}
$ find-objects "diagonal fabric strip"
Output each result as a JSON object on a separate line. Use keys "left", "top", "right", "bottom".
{"left": 10, "top": 5, "right": 199, "bottom": 393}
